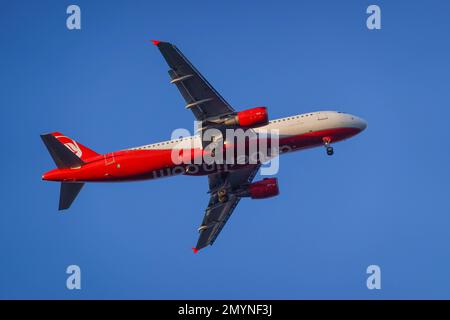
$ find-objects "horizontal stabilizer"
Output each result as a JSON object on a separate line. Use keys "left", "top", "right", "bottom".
{"left": 59, "top": 182, "right": 84, "bottom": 210}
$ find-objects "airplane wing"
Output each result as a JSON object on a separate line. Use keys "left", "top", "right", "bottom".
{"left": 194, "top": 165, "right": 261, "bottom": 252}
{"left": 152, "top": 40, "right": 235, "bottom": 121}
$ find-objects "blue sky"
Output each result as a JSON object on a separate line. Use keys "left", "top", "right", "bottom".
{"left": 1, "top": 0, "right": 450, "bottom": 299}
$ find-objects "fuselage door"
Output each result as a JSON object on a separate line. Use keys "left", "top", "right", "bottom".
{"left": 317, "top": 112, "right": 328, "bottom": 120}
{"left": 104, "top": 152, "right": 115, "bottom": 166}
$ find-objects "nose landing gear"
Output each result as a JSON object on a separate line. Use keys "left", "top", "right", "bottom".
{"left": 322, "top": 137, "right": 334, "bottom": 156}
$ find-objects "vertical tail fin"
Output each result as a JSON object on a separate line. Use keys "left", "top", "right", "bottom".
{"left": 47, "top": 132, "right": 99, "bottom": 162}
{"left": 40, "top": 134, "right": 85, "bottom": 169}
{"left": 41, "top": 132, "right": 92, "bottom": 210}
{"left": 59, "top": 182, "right": 84, "bottom": 210}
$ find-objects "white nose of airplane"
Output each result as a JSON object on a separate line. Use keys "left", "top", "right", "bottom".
{"left": 355, "top": 116, "right": 367, "bottom": 131}
{"left": 344, "top": 113, "right": 367, "bottom": 132}
{"left": 336, "top": 112, "right": 367, "bottom": 132}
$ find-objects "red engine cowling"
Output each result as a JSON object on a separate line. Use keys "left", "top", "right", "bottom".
{"left": 247, "top": 178, "right": 279, "bottom": 199}
{"left": 224, "top": 107, "right": 268, "bottom": 128}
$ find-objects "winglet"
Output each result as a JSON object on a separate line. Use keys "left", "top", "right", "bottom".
{"left": 151, "top": 40, "right": 161, "bottom": 46}
{"left": 192, "top": 247, "right": 199, "bottom": 254}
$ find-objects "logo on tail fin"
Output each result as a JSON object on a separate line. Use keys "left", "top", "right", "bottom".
{"left": 65, "top": 141, "right": 83, "bottom": 158}
{"left": 55, "top": 135, "right": 83, "bottom": 158}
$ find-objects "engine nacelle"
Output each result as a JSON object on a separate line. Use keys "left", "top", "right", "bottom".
{"left": 223, "top": 107, "right": 268, "bottom": 128}
{"left": 246, "top": 178, "right": 279, "bottom": 199}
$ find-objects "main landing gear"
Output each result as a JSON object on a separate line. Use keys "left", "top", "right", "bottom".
{"left": 322, "top": 137, "right": 334, "bottom": 156}
{"left": 218, "top": 188, "right": 229, "bottom": 203}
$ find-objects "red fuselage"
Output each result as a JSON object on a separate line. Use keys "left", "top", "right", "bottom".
{"left": 42, "top": 111, "right": 366, "bottom": 183}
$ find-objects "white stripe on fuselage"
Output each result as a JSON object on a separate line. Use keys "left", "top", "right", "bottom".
{"left": 126, "top": 111, "right": 364, "bottom": 151}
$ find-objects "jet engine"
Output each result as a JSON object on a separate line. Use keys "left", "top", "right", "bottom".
{"left": 223, "top": 107, "right": 268, "bottom": 128}
{"left": 239, "top": 177, "right": 279, "bottom": 199}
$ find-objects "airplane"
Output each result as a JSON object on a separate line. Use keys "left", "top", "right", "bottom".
{"left": 41, "top": 40, "right": 367, "bottom": 253}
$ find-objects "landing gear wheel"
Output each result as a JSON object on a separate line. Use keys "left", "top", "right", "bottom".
{"left": 218, "top": 195, "right": 228, "bottom": 203}
{"left": 326, "top": 146, "right": 334, "bottom": 156}
{"left": 218, "top": 189, "right": 228, "bottom": 203}
{"left": 322, "top": 137, "right": 333, "bottom": 156}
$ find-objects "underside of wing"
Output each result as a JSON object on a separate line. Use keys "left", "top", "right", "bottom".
{"left": 195, "top": 195, "right": 241, "bottom": 251}
{"left": 152, "top": 40, "right": 235, "bottom": 121}
{"left": 194, "top": 165, "right": 261, "bottom": 252}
